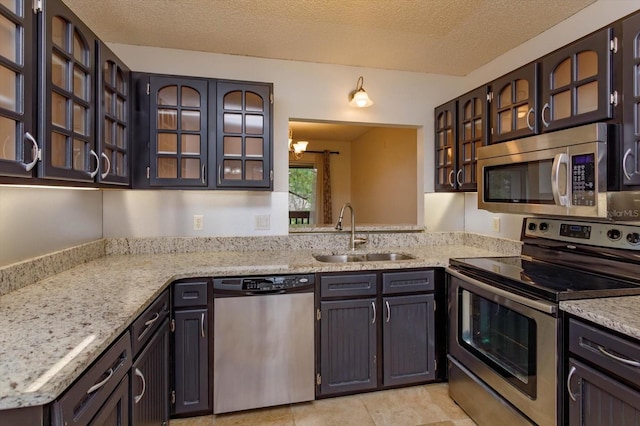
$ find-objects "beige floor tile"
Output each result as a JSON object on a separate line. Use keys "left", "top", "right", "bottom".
{"left": 359, "top": 386, "right": 451, "bottom": 426}
{"left": 214, "top": 406, "right": 294, "bottom": 426}
{"left": 422, "top": 383, "right": 469, "bottom": 420}
{"left": 292, "top": 394, "right": 376, "bottom": 426}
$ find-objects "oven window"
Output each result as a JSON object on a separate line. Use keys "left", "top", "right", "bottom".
{"left": 459, "top": 289, "right": 537, "bottom": 398}
{"left": 484, "top": 160, "right": 554, "bottom": 204}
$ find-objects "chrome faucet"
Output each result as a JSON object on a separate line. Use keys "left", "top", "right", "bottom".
{"left": 335, "top": 203, "right": 368, "bottom": 250}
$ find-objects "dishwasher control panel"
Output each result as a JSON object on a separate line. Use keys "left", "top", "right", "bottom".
{"left": 213, "top": 274, "right": 315, "bottom": 294}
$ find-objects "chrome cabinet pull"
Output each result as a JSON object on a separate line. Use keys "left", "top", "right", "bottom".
{"left": 526, "top": 108, "right": 535, "bottom": 131}
{"left": 100, "top": 152, "right": 111, "bottom": 179}
{"left": 567, "top": 365, "right": 577, "bottom": 402}
{"left": 623, "top": 148, "right": 635, "bottom": 181}
{"left": 371, "top": 301, "right": 376, "bottom": 324}
{"left": 218, "top": 165, "right": 222, "bottom": 185}
{"left": 23, "top": 132, "right": 40, "bottom": 171}
{"left": 385, "top": 300, "right": 390, "bottom": 323}
{"left": 456, "top": 169, "right": 463, "bottom": 187}
{"left": 144, "top": 312, "right": 160, "bottom": 327}
{"left": 201, "top": 164, "right": 206, "bottom": 184}
{"left": 541, "top": 103, "right": 550, "bottom": 127}
{"left": 89, "top": 150, "right": 100, "bottom": 178}
{"left": 201, "top": 313, "right": 205, "bottom": 338}
{"left": 134, "top": 368, "right": 146, "bottom": 404}
{"left": 87, "top": 368, "right": 113, "bottom": 394}
{"left": 551, "top": 153, "right": 568, "bottom": 206}
{"left": 448, "top": 170, "right": 455, "bottom": 188}
{"left": 597, "top": 345, "right": 640, "bottom": 368}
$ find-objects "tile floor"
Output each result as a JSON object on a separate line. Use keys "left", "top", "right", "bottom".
{"left": 170, "top": 383, "right": 476, "bottom": 426}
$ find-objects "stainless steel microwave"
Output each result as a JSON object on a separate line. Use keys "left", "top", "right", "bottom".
{"left": 477, "top": 123, "right": 609, "bottom": 218}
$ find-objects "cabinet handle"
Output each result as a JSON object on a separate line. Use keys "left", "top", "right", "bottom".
{"left": 597, "top": 345, "right": 640, "bottom": 368}
{"left": 567, "top": 365, "right": 577, "bottom": 402}
{"left": 134, "top": 368, "right": 146, "bottom": 404}
{"left": 526, "top": 108, "right": 535, "bottom": 131}
{"left": 218, "top": 165, "right": 222, "bottom": 185}
{"left": 89, "top": 150, "right": 100, "bottom": 178}
{"left": 456, "top": 169, "right": 463, "bottom": 187}
{"left": 448, "top": 170, "right": 455, "bottom": 188}
{"left": 201, "top": 313, "right": 205, "bottom": 338}
{"left": 100, "top": 152, "right": 111, "bottom": 180}
{"left": 385, "top": 300, "right": 390, "bottom": 323}
{"left": 87, "top": 368, "right": 114, "bottom": 394}
{"left": 23, "top": 132, "right": 40, "bottom": 172}
{"left": 202, "top": 164, "right": 206, "bottom": 184}
{"left": 623, "top": 148, "right": 635, "bottom": 181}
{"left": 371, "top": 301, "right": 376, "bottom": 324}
{"left": 541, "top": 103, "right": 551, "bottom": 127}
{"left": 144, "top": 312, "right": 160, "bottom": 327}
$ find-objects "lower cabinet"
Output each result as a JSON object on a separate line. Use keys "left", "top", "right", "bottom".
{"left": 171, "top": 280, "right": 211, "bottom": 416}
{"left": 90, "top": 376, "right": 130, "bottom": 426}
{"left": 317, "top": 269, "right": 439, "bottom": 398}
{"left": 567, "top": 318, "right": 640, "bottom": 425}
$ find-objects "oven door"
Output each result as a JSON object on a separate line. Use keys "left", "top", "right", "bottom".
{"left": 447, "top": 268, "right": 559, "bottom": 426}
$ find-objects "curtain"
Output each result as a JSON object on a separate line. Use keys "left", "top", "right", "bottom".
{"left": 322, "top": 150, "right": 332, "bottom": 224}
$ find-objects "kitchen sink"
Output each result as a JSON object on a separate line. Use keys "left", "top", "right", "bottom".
{"left": 313, "top": 252, "right": 415, "bottom": 263}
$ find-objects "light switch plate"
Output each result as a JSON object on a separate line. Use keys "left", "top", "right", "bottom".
{"left": 492, "top": 217, "right": 500, "bottom": 233}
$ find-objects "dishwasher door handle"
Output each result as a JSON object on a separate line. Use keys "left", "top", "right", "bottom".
{"left": 246, "top": 289, "right": 286, "bottom": 296}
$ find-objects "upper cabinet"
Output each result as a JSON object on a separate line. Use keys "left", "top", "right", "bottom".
{"left": 540, "top": 27, "right": 616, "bottom": 132}
{"left": 133, "top": 74, "right": 273, "bottom": 190}
{"left": 216, "top": 81, "right": 272, "bottom": 189}
{"left": 489, "top": 63, "right": 538, "bottom": 144}
{"left": 434, "top": 100, "right": 457, "bottom": 191}
{"left": 622, "top": 12, "right": 640, "bottom": 187}
{"left": 0, "top": 0, "right": 36, "bottom": 177}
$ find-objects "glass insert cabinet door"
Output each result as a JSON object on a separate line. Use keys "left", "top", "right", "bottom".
{"left": 434, "top": 100, "right": 457, "bottom": 191}
{"left": 216, "top": 81, "right": 272, "bottom": 189}
{"left": 0, "top": 0, "right": 37, "bottom": 177}
{"left": 39, "top": 0, "right": 98, "bottom": 181}
{"left": 149, "top": 75, "right": 208, "bottom": 187}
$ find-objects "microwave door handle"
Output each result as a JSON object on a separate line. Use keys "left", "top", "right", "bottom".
{"left": 551, "top": 153, "right": 569, "bottom": 206}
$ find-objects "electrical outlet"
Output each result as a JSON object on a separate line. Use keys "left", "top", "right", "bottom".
{"left": 255, "top": 214, "right": 270, "bottom": 230}
{"left": 492, "top": 217, "right": 501, "bottom": 233}
{"left": 193, "top": 214, "right": 204, "bottom": 231}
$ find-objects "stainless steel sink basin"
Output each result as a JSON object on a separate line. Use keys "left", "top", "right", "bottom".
{"left": 313, "top": 253, "right": 415, "bottom": 263}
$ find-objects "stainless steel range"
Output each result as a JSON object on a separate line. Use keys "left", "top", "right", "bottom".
{"left": 446, "top": 217, "right": 640, "bottom": 426}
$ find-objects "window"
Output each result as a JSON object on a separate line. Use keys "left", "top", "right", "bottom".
{"left": 289, "top": 164, "right": 317, "bottom": 224}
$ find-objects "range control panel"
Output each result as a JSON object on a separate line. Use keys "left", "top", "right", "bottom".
{"left": 524, "top": 217, "right": 640, "bottom": 250}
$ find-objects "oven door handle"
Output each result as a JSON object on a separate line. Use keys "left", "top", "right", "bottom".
{"left": 446, "top": 267, "right": 558, "bottom": 315}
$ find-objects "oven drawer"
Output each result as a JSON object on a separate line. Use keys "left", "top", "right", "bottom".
{"left": 382, "top": 270, "right": 434, "bottom": 295}
{"left": 569, "top": 318, "right": 640, "bottom": 387}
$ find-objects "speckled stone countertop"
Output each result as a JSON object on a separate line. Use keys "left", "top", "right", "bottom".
{"left": 560, "top": 296, "right": 640, "bottom": 340}
{"left": 0, "top": 235, "right": 519, "bottom": 411}
{"left": 289, "top": 224, "right": 425, "bottom": 233}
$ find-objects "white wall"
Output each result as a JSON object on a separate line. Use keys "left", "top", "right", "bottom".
{"left": 0, "top": 187, "right": 102, "bottom": 266}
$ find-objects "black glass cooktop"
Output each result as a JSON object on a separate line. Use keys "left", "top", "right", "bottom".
{"left": 449, "top": 256, "right": 640, "bottom": 302}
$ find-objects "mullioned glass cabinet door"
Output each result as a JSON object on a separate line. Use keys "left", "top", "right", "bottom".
{"left": 38, "top": 0, "right": 98, "bottom": 182}
{"left": 0, "top": 0, "right": 36, "bottom": 177}
{"left": 540, "top": 27, "right": 614, "bottom": 133}
{"left": 216, "top": 81, "right": 272, "bottom": 190}
{"left": 457, "top": 86, "right": 487, "bottom": 191}
{"left": 434, "top": 100, "right": 457, "bottom": 192}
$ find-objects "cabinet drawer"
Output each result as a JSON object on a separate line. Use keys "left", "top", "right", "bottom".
{"left": 52, "top": 332, "right": 132, "bottom": 426}
{"left": 130, "top": 290, "right": 169, "bottom": 356}
{"left": 320, "top": 274, "right": 377, "bottom": 299}
{"left": 173, "top": 281, "right": 209, "bottom": 307}
{"left": 382, "top": 270, "right": 434, "bottom": 295}
{"left": 569, "top": 319, "right": 640, "bottom": 386}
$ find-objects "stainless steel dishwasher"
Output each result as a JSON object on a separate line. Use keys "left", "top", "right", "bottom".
{"left": 212, "top": 274, "right": 315, "bottom": 414}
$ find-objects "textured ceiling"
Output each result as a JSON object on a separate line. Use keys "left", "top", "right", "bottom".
{"left": 62, "top": 0, "right": 596, "bottom": 76}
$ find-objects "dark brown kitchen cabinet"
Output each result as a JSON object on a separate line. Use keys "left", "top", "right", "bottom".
{"left": 96, "top": 42, "right": 130, "bottom": 185}
{"left": 490, "top": 62, "right": 539, "bottom": 144}
{"left": 215, "top": 81, "right": 273, "bottom": 190}
{"left": 456, "top": 86, "right": 488, "bottom": 191}
{"left": 540, "top": 27, "right": 616, "bottom": 132}
{"left": 621, "top": 11, "right": 640, "bottom": 187}
{"left": 434, "top": 100, "right": 457, "bottom": 191}
{"left": 89, "top": 376, "right": 130, "bottom": 426}
{"left": 0, "top": 0, "right": 37, "bottom": 177}
{"left": 567, "top": 318, "right": 640, "bottom": 425}
{"left": 172, "top": 280, "right": 211, "bottom": 416}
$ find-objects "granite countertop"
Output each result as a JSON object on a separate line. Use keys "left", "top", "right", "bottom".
{"left": 0, "top": 243, "right": 505, "bottom": 411}
{"left": 289, "top": 224, "right": 425, "bottom": 233}
{"left": 560, "top": 296, "right": 640, "bottom": 340}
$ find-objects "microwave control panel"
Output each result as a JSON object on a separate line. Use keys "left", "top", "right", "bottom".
{"left": 571, "top": 153, "right": 595, "bottom": 206}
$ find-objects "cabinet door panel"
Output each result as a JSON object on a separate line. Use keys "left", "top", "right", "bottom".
{"left": 319, "top": 299, "right": 377, "bottom": 396}
{"left": 0, "top": 0, "right": 36, "bottom": 177}
{"left": 39, "top": 0, "right": 98, "bottom": 181}
{"left": 456, "top": 86, "right": 487, "bottom": 191}
{"left": 541, "top": 28, "right": 613, "bottom": 132}
{"left": 622, "top": 12, "right": 640, "bottom": 187}
{"left": 88, "top": 376, "right": 130, "bottom": 426}
{"left": 434, "top": 100, "right": 457, "bottom": 191}
{"left": 383, "top": 294, "right": 435, "bottom": 387}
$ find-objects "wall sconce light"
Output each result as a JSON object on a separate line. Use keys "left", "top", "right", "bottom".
{"left": 288, "top": 128, "right": 309, "bottom": 159}
{"left": 348, "top": 76, "right": 373, "bottom": 108}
